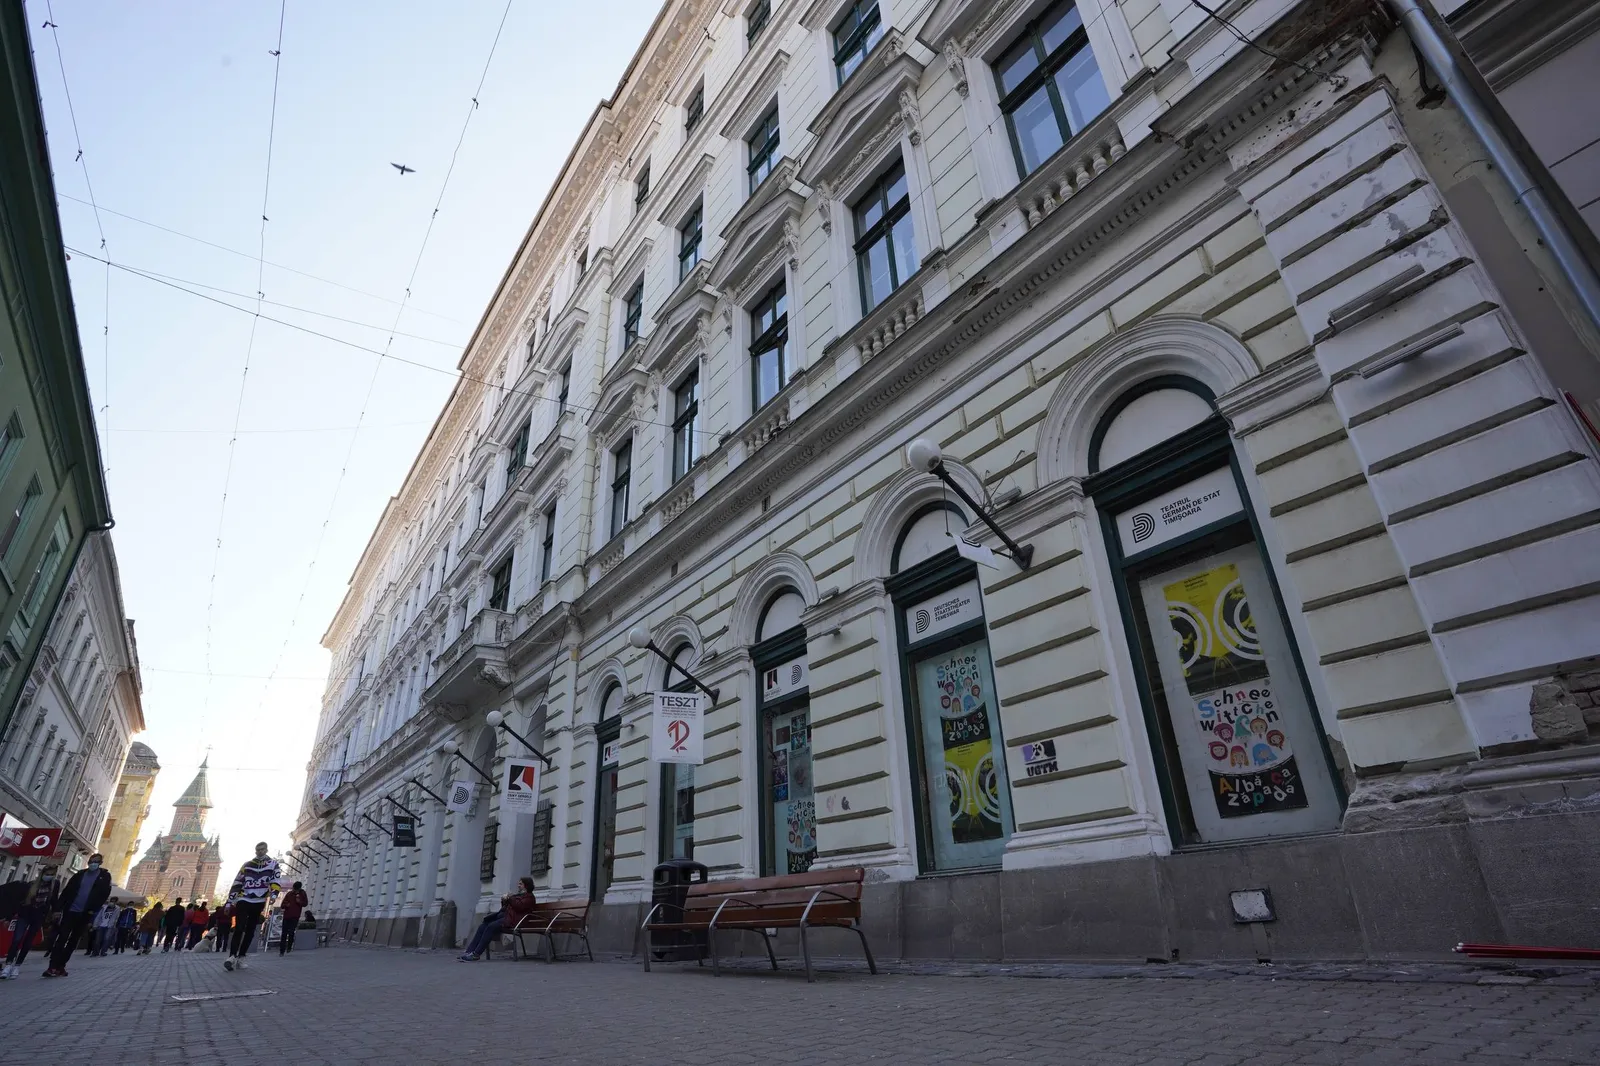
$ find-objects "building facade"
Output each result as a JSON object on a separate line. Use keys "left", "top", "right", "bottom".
{"left": 0, "top": 0, "right": 115, "bottom": 739}
{"left": 293, "top": 0, "right": 1600, "bottom": 959}
{"left": 0, "top": 532, "right": 143, "bottom": 881}
{"left": 127, "top": 759, "right": 223, "bottom": 904}
{"left": 100, "top": 741, "right": 160, "bottom": 884}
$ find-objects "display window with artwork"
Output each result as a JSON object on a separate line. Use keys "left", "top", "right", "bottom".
{"left": 1085, "top": 378, "right": 1344, "bottom": 847}
{"left": 753, "top": 589, "right": 815, "bottom": 877}
{"left": 887, "top": 503, "right": 1014, "bottom": 873}
{"left": 590, "top": 683, "right": 624, "bottom": 901}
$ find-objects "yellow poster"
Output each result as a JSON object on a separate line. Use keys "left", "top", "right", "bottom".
{"left": 1163, "top": 562, "right": 1265, "bottom": 693}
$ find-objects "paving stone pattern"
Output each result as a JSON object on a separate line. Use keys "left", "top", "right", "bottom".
{"left": 1, "top": 945, "right": 1598, "bottom": 1064}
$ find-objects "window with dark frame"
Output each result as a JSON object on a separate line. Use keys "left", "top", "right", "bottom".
{"left": 672, "top": 369, "right": 700, "bottom": 482}
{"left": 634, "top": 161, "right": 651, "bottom": 212}
{"left": 557, "top": 362, "right": 571, "bottom": 414}
{"left": 831, "top": 1, "right": 883, "bottom": 84}
{"left": 488, "top": 555, "right": 513, "bottom": 612}
{"left": 684, "top": 82, "right": 705, "bottom": 134}
{"left": 679, "top": 200, "right": 703, "bottom": 281}
{"left": 577, "top": 247, "right": 589, "bottom": 280}
{"left": 852, "top": 157, "right": 919, "bottom": 313}
{"left": 610, "top": 437, "right": 633, "bottom": 538}
{"left": 995, "top": 1, "right": 1110, "bottom": 177}
{"left": 746, "top": 0, "right": 771, "bottom": 44}
{"left": 506, "top": 421, "right": 530, "bottom": 479}
{"left": 539, "top": 502, "right": 557, "bottom": 583}
{"left": 747, "top": 106, "right": 781, "bottom": 194}
{"left": 749, "top": 281, "right": 788, "bottom": 411}
{"left": 623, "top": 281, "right": 644, "bottom": 349}
{"left": 0, "top": 476, "right": 41, "bottom": 561}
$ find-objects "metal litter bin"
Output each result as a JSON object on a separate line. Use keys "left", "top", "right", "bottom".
{"left": 650, "top": 858, "right": 709, "bottom": 961}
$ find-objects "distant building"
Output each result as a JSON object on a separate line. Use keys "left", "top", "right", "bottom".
{"left": 99, "top": 741, "right": 160, "bottom": 884}
{"left": 126, "top": 759, "right": 221, "bottom": 904}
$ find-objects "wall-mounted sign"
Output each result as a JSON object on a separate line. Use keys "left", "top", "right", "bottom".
{"left": 904, "top": 579, "right": 983, "bottom": 645}
{"left": 651, "top": 691, "right": 706, "bottom": 765}
{"left": 600, "top": 739, "right": 621, "bottom": 767}
{"left": 391, "top": 816, "right": 417, "bottom": 848}
{"left": 1115, "top": 467, "right": 1243, "bottom": 554}
{"left": 445, "top": 780, "right": 474, "bottom": 813}
{"left": 0, "top": 825, "right": 61, "bottom": 856}
{"left": 1016, "top": 739, "right": 1060, "bottom": 778}
{"left": 500, "top": 759, "right": 542, "bottom": 816}
{"left": 761, "top": 655, "right": 809, "bottom": 702}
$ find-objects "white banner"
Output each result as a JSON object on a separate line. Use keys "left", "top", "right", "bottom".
{"left": 313, "top": 768, "right": 343, "bottom": 800}
{"left": 651, "top": 691, "right": 706, "bottom": 765}
{"left": 1115, "top": 467, "right": 1242, "bottom": 554}
{"left": 445, "top": 779, "right": 474, "bottom": 813}
{"left": 499, "top": 759, "right": 542, "bottom": 816}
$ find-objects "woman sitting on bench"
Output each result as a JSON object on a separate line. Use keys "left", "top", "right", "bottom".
{"left": 457, "top": 877, "right": 537, "bottom": 961}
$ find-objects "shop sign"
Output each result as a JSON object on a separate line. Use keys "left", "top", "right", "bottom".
{"left": 499, "top": 759, "right": 542, "bottom": 816}
{"left": 905, "top": 579, "right": 983, "bottom": 644}
{"left": 391, "top": 816, "right": 417, "bottom": 848}
{"left": 600, "top": 739, "right": 621, "bottom": 767}
{"left": 761, "top": 655, "right": 809, "bottom": 702}
{"left": 0, "top": 825, "right": 62, "bottom": 856}
{"left": 1016, "top": 739, "right": 1060, "bottom": 778}
{"left": 1116, "top": 467, "right": 1242, "bottom": 554}
{"left": 651, "top": 691, "right": 706, "bottom": 765}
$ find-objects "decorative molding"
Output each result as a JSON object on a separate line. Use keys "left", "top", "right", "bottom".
{"left": 729, "top": 551, "right": 819, "bottom": 648}
{"left": 942, "top": 37, "right": 969, "bottom": 98}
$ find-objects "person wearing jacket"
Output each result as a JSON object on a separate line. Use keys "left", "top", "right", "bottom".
{"left": 1, "top": 866, "right": 58, "bottom": 978}
{"left": 42, "top": 854, "right": 112, "bottom": 977}
{"left": 276, "top": 881, "right": 309, "bottom": 955}
{"left": 185, "top": 901, "right": 209, "bottom": 950}
{"left": 114, "top": 904, "right": 138, "bottom": 953}
{"left": 136, "top": 903, "right": 164, "bottom": 954}
{"left": 223, "top": 842, "right": 281, "bottom": 971}
{"left": 160, "top": 896, "right": 186, "bottom": 951}
{"left": 457, "top": 877, "right": 537, "bottom": 961}
{"left": 89, "top": 900, "right": 120, "bottom": 956}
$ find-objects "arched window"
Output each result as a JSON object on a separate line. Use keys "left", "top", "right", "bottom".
{"left": 1087, "top": 376, "right": 1216, "bottom": 474}
{"left": 753, "top": 587, "right": 814, "bottom": 875}
{"left": 757, "top": 589, "right": 805, "bottom": 640}
{"left": 891, "top": 501, "right": 968, "bottom": 573}
{"left": 592, "top": 679, "right": 624, "bottom": 901}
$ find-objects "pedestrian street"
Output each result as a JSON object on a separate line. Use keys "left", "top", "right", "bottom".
{"left": 2, "top": 944, "right": 1599, "bottom": 1065}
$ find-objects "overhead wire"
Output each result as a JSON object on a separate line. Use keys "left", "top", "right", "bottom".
{"left": 250, "top": 0, "right": 518, "bottom": 716}
{"left": 202, "top": 0, "right": 289, "bottom": 734}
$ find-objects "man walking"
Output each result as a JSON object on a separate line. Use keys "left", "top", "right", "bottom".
{"left": 1, "top": 865, "right": 57, "bottom": 978}
{"left": 277, "top": 881, "right": 309, "bottom": 955}
{"left": 160, "top": 896, "right": 186, "bottom": 952}
{"left": 114, "top": 903, "right": 137, "bottom": 954}
{"left": 90, "top": 899, "right": 120, "bottom": 956}
{"left": 41, "top": 854, "right": 111, "bottom": 977}
{"left": 223, "top": 842, "right": 280, "bottom": 971}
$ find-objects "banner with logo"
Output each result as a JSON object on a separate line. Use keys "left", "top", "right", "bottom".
{"left": 651, "top": 691, "right": 706, "bottom": 764}
{"left": 391, "top": 815, "right": 417, "bottom": 848}
{"left": 0, "top": 825, "right": 61, "bottom": 856}
{"left": 500, "top": 759, "right": 542, "bottom": 816}
{"left": 445, "top": 779, "right": 474, "bottom": 813}
{"left": 313, "top": 767, "right": 343, "bottom": 800}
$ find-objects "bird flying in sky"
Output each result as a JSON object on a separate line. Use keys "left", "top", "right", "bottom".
{"left": 391, "top": 163, "right": 414, "bottom": 175}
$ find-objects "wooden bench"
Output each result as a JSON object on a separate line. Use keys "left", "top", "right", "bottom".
{"left": 500, "top": 901, "right": 593, "bottom": 963}
{"left": 640, "top": 866, "right": 877, "bottom": 982}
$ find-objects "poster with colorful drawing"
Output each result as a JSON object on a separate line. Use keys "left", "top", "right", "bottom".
{"left": 1164, "top": 563, "right": 1306, "bottom": 818}
{"left": 934, "top": 648, "right": 1004, "bottom": 844}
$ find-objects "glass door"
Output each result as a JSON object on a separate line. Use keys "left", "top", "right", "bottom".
{"left": 590, "top": 730, "right": 620, "bottom": 900}
{"left": 1135, "top": 543, "right": 1342, "bottom": 842}
{"left": 909, "top": 638, "right": 1013, "bottom": 870}
{"left": 762, "top": 702, "right": 816, "bottom": 874}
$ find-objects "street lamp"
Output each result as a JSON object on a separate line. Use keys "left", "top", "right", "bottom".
{"left": 485, "top": 710, "right": 554, "bottom": 769}
{"left": 905, "top": 437, "right": 1033, "bottom": 569}
{"left": 628, "top": 625, "right": 719, "bottom": 703}
{"left": 442, "top": 739, "right": 496, "bottom": 784}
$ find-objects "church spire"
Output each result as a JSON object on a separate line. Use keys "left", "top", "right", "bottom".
{"left": 174, "top": 758, "right": 213, "bottom": 810}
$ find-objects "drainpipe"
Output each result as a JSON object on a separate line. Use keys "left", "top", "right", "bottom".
{"left": 1393, "top": 0, "right": 1600, "bottom": 333}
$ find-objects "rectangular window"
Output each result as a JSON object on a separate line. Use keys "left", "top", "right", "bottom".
{"left": 684, "top": 83, "right": 704, "bottom": 134}
{"left": 756, "top": 650, "right": 814, "bottom": 876}
{"left": 577, "top": 248, "right": 589, "bottom": 280}
{"left": 747, "top": 106, "right": 781, "bottom": 194}
{"left": 634, "top": 161, "right": 651, "bottom": 212}
{"left": 679, "top": 201, "right": 703, "bottom": 281}
{"left": 623, "top": 281, "right": 644, "bottom": 350}
{"left": 557, "top": 363, "right": 571, "bottom": 414}
{"left": 539, "top": 502, "right": 557, "bottom": 583}
{"left": 832, "top": 1, "right": 883, "bottom": 84}
{"left": 0, "top": 476, "right": 42, "bottom": 562}
{"left": 488, "top": 555, "right": 512, "bottom": 612}
{"left": 506, "top": 422, "right": 530, "bottom": 479}
{"left": 0, "top": 413, "right": 21, "bottom": 486}
{"left": 18, "top": 514, "right": 67, "bottom": 625}
{"left": 610, "top": 438, "right": 632, "bottom": 538}
{"left": 853, "top": 158, "right": 919, "bottom": 313}
{"left": 672, "top": 370, "right": 700, "bottom": 482}
{"left": 995, "top": 1, "right": 1110, "bottom": 176}
{"left": 749, "top": 281, "right": 788, "bottom": 411}
{"left": 540, "top": 308, "right": 551, "bottom": 340}
{"left": 746, "top": 0, "right": 771, "bottom": 44}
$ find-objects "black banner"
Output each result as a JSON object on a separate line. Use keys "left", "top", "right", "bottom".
{"left": 392, "top": 815, "right": 417, "bottom": 848}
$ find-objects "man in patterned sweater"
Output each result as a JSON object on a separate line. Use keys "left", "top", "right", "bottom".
{"left": 223, "top": 842, "right": 281, "bottom": 971}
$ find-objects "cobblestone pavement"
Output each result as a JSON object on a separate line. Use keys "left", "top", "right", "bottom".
{"left": 2, "top": 944, "right": 1598, "bottom": 1065}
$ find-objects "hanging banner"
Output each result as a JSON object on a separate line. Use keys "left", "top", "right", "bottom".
{"left": 313, "top": 767, "right": 343, "bottom": 800}
{"left": 445, "top": 780, "right": 474, "bottom": 813}
{"left": 391, "top": 816, "right": 417, "bottom": 848}
{"left": 0, "top": 825, "right": 61, "bottom": 856}
{"left": 500, "top": 759, "right": 542, "bottom": 816}
{"left": 651, "top": 691, "right": 706, "bottom": 765}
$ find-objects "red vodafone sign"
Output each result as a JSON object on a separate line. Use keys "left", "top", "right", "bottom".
{"left": 0, "top": 826, "right": 62, "bottom": 856}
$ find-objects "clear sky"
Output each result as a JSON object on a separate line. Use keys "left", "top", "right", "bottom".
{"left": 26, "top": 0, "right": 664, "bottom": 890}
